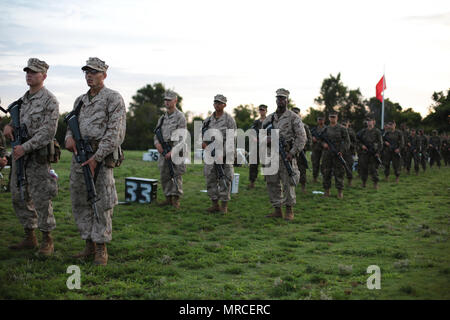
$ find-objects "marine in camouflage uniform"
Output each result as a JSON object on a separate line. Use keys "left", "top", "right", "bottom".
{"left": 154, "top": 90, "right": 187, "bottom": 209}
{"left": 4, "top": 58, "right": 59, "bottom": 256}
{"left": 310, "top": 116, "right": 326, "bottom": 183}
{"left": 442, "top": 134, "right": 449, "bottom": 166}
{"left": 263, "top": 89, "right": 306, "bottom": 221}
{"left": 417, "top": 129, "right": 428, "bottom": 172}
{"left": 428, "top": 130, "right": 441, "bottom": 168}
{"left": 319, "top": 112, "right": 350, "bottom": 198}
{"left": 201, "top": 94, "right": 236, "bottom": 214}
{"left": 248, "top": 104, "right": 267, "bottom": 189}
{"left": 399, "top": 123, "right": 409, "bottom": 169}
{"left": 405, "top": 128, "right": 421, "bottom": 175}
{"left": 382, "top": 121, "right": 404, "bottom": 183}
{"left": 0, "top": 128, "right": 7, "bottom": 168}
{"left": 342, "top": 119, "right": 356, "bottom": 187}
{"left": 355, "top": 116, "right": 383, "bottom": 188}
{"left": 65, "top": 57, "right": 126, "bottom": 266}
{"left": 291, "top": 107, "right": 311, "bottom": 194}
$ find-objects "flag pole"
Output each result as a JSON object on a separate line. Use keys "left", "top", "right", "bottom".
{"left": 381, "top": 67, "right": 385, "bottom": 130}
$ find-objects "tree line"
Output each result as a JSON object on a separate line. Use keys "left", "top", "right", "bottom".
{"left": 1, "top": 74, "right": 448, "bottom": 151}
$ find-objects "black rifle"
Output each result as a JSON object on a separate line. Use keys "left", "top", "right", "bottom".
{"left": 383, "top": 133, "right": 402, "bottom": 160}
{"left": 202, "top": 118, "right": 230, "bottom": 191}
{"left": 0, "top": 99, "right": 27, "bottom": 201}
{"left": 263, "top": 116, "right": 298, "bottom": 186}
{"left": 312, "top": 127, "right": 352, "bottom": 176}
{"left": 356, "top": 130, "right": 382, "bottom": 166}
{"left": 154, "top": 117, "right": 180, "bottom": 192}
{"left": 64, "top": 101, "right": 99, "bottom": 222}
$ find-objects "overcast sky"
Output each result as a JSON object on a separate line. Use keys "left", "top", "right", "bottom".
{"left": 0, "top": 0, "right": 449, "bottom": 118}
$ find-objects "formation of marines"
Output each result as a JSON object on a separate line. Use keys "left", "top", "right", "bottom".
{"left": 1, "top": 57, "right": 448, "bottom": 266}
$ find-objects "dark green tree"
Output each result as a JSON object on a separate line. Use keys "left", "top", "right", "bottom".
{"left": 423, "top": 89, "right": 450, "bottom": 133}
{"left": 233, "top": 104, "right": 258, "bottom": 131}
{"left": 314, "top": 73, "right": 348, "bottom": 117}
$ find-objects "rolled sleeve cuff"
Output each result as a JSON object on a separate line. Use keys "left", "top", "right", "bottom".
{"left": 21, "top": 141, "right": 33, "bottom": 153}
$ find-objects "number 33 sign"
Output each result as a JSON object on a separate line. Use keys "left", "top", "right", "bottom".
{"left": 125, "top": 177, "right": 158, "bottom": 203}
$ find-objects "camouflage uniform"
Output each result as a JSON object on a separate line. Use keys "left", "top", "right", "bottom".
{"left": 356, "top": 127, "right": 382, "bottom": 184}
{"left": 417, "top": 133, "right": 428, "bottom": 171}
{"left": 262, "top": 110, "right": 306, "bottom": 208}
{"left": 10, "top": 86, "right": 59, "bottom": 233}
{"left": 382, "top": 130, "right": 404, "bottom": 178}
{"left": 66, "top": 86, "right": 126, "bottom": 243}
{"left": 442, "top": 137, "right": 449, "bottom": 166}
{"left": 405, "top": 133, "right": 420, "bottom": 173}
{"left": 428, "top": 134, "right": 441, "bottom": 168}
{"left": 0, "top": 130, "right": 6, "bottom": 158}
{"left": 400, "top": 128, "right": 409, "bottom": 168}
{"left": 311, "top": 125, "right": 326, "bottom": 181}
{"left": 202, "top": 110, "right": 236, "bottom": 203}
{"left": 249, "top": 118, "right": 263, "bottom": 183}
{"left": 296, "top": 123, "right": 311, "bottom": 187}
{"left": 154, "top": 106, "right": 187, "bottom": 197}
{"left": 320, "top": 124, "right": 350, "bottom": 191}
{"left": 343, "top": 126, "right": 356, "bottom": 181}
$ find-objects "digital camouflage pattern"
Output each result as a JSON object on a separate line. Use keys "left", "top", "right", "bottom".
{"left": 320, "top": 124, "right": 350, "bottom": 190}
{"left": 66, "top": 86, "right": 126, "bottom": 243}
{"left": 356, "top": 127, "right": 383, "bottom": 183}
{"left": 154, "top": 108, "right": 187, "bottom": 197}
{"left": 311, "top": 125, "right": 326, "bottom": 180}
{"left": 202, "top": 111, "right": 236, "bottom": 202}
{"left": 262, "top": 109, "right": 306, "bottom": 208}
{"left": 382, "top": 129, "right": 404, "bottom": 177}
{"left": 11, "top": 87, "right": 59, "bottom": 232}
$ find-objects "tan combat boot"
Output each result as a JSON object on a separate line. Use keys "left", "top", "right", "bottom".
{"left": 395, "top": 176, "right": 399, "bottom": 184}
{"left": 9, "top": 228, "right": 38, "bottom": 250}
{"left": 94, "top": 243, "right": 108, "bottom": 266}
{"left": 207, "top": 200, "right": 220, "bottom": 213}
{"left": 373, "top": 182, "right": 379, "bottom": 190}
{"left": 284, "top": 206, "right": 294, "bottom": 221}
{"left": 247, "top": 181, "right": 255, "bottom": 189}
{"left": 324, "top": 189, "right": 330, "bottom": 197}
{"left": 220, "top": 201, "right": 228, "bottom": 214}
{"left": 337, "top": 189, "right": 344, "bottom": 199}
{"left": 265, "top": 207, "right": 282, "bottom": 218}
{"left": 172, "top": 195, "right": 180, "bottom": 209}
{"left": 348, "top": 178, "right": 352, "bottom": 187}
{"left": 158, "top": 195, "right": 172, "bottom": 207}
{"left": 361, "top": 180, "right": 367, "bottom": 188}
{"left": 39, "top": 231, "right": 54, "bottom": 256}
{"left": 72, "top": 239, "right": 96, "bottom": 259}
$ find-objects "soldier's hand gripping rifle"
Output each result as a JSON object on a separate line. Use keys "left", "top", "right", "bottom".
{"left": 154, "top": 121, "right": 180, "bottom": 192}
{"left": 64, "top": 103, "right": 99, "bottom": 222}
{"left": 383, "top": 134, "right": 402, "bottom": 160}
{"left": 202, "top": 119, "right": 230, "bottom": 191}
{"left": 356, "top": 131, "right": 382, "bottom": 166}
{"left": 429, "top": 141, "right": 442, "bottom": 159}
{"left": 263, "top": 117, "right": 298, "bottom": 186}
{"left": 312, "top": 128, "right": 352, "bottom": 177}
{"left": 0, "top": 98, "right": 27, "bottom": 201}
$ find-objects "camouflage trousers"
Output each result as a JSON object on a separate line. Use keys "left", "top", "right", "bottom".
{"left": 405, "top": 151, "right": 420, "bottom": 172}
{"left": 158, "top": 157, "right": 184, "bottom": 197}
{"left": 429, "top": 150, "right": 441, "bottom": 168}
{"left": 249, "top": 163, "right": 259, "bottom": 182}
{"left": 264, "top": 157, "right": 300, "bottom": 208}
{"left": 322, "top": 150, "right": 345, "bottom": 190}
{"left": 11, "top": 155, "right": 58, "bottom": 232}
{"left": 343, "top": 151, "right": 354, "bottom": 180}
{"left": 296, "top": 154, "right": 307, "bottom": 185}
{"left": 382, "top": 150, "right": 402, "bottom": 177}
{"left": 204, "top": 163, "right": 234, "bottom": 201}
{"left": 419, "top": 153, "right": 427, "bottom": 171}
{"left": 358, "top": 152, "right": 379, "bottom": 183}
{"left": 311, "top": 148, "right": 322, "bottom": 179}
{"left": 70, "top": 157, "right": 118, "bottom": 243}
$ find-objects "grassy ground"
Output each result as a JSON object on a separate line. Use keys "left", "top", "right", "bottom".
{"left": 0, "top": 150, "right": 449, "bottom": 300}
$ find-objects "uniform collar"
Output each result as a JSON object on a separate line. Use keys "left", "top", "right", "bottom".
{"left": 23, "top": 86, "right": 46, "bottom": 102}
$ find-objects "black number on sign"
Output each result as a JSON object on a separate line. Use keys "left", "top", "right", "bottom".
{"left": 125, "top": 180, "right": 153, "bottom": 203}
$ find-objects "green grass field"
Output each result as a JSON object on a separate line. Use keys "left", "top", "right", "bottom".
{"left": 0, "top": 150, "right": 449, "bottom": 300}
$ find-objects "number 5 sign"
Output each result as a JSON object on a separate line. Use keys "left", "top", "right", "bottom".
{"left": 125, "top": 177, "right": 158, "bottom": 203}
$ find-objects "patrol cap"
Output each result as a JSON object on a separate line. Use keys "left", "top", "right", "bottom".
{"left": 81, "top": 57, "right": 109, "bottom": 72}
{"left": 214, "top": 94, "right": 227, "bottom": 104}
{"left": 23, "top": 58, "right": 49, "bottom": 73}
{"left": 276, "top": 88, "right": 290, "bottom": 98}
{"left": 432, "top": 129, "right": 438, "bottom": 134}
{"left": 291, "top": 107, "right": 300, "bottom": 114}
{"left": 365, "top": 115, "right": 375, "bottom": 121}
{"left": 258, "top": 104, "right": 268, "bottom": 111}
{"left": 164, "top": 90, "right": 178, "bottom": 100}
{"left": 317, "top": 116, "right": 324, "bottom": 120}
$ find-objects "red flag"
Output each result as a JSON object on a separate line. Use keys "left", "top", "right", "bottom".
{"left": 376, "top": 75, "right": 386, "bottom": 102}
